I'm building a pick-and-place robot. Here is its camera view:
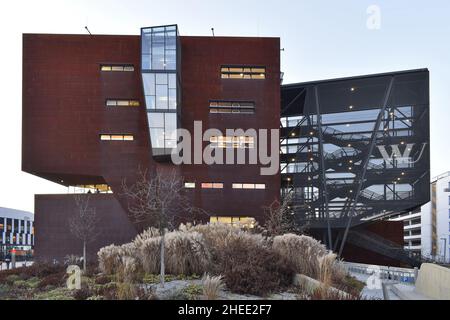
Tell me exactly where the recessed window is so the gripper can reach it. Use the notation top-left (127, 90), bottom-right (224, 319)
top-left (106, 99), bottom-right (140, 107)
top-left (221, 66), bottom-right (265, 79)
top-left (209, 101), bottom-right (255, 114)
top-left (201, 183), bottom-right (224, 189)
top-left (100, 134), bottom-right (134, 141)
top-left (100, 64), bottom-right (135, 72)
top-left (184, 182), bottom-right (196, 189)
top-left (232, 183), bottom-right (266, 190)
top-left (210, 136), bottom-right (254, 149)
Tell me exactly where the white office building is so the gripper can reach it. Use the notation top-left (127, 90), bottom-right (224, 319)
top-left (388, 172), bottom-right (450, 263)
top-left (0, 207), bottom-right (34, 250)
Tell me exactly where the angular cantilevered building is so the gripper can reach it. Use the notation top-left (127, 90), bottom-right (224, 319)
top-left (22, 25), bottom-right (429, 266)
top-left (22, 25), bottom-right (281, 260)
top-left (281, 69), bottom-right (430, 266)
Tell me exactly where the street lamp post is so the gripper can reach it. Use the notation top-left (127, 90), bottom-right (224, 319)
top-left (441, 238), bottom-right (447, 263)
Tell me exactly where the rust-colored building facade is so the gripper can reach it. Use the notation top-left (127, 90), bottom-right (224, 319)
top-left (23, 25), bottom-right (428, 267)
top-left (23, 27), bottom-right (281, 260)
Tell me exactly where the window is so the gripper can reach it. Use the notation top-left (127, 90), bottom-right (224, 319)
top-left (210, 216), bottom-right (256, 228)
top-left (210, 136), bottom-right (254, 149)
top-left (141, 25), bottom-right (179, 157)
top-left (209, 101), bottom-right (255, 114)
top-left (74, 184), bottom-right (112, 193)
top-left (184, 182), bottom-right (196, 189)
top-left (232, 183), bottom-right (266, 190)
top-left (143, 73), bottom-right (177, 110)
top-left (201, 183), bottom-right (223, 189)
top-left (100, 64), bottom-right (135, 72)
top-left (106, 99), bottom-right (140, 107)
top-left (100, 134), bottom-right (134, 141)
top-left (147, 113), bottom-right (177, 149)
top-left (221, 66), bottom-right (266, 79)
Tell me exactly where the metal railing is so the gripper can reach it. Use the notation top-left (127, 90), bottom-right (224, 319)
top-left (343, 261), bottom-right (418, 285)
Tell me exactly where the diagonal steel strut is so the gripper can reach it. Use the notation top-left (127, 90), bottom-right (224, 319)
top-left (338, 76), bottom-right (395, 258)
top-left (314, 86), bottom-right (333, 250)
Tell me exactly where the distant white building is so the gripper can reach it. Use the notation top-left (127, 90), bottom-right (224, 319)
top-left (0, 207), bottom-right (34, 254)
top-left (388, 172), bottom-right (450, 263)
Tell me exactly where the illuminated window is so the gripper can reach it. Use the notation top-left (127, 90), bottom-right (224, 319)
top-left (106, 99), bottom-right (140, 107)
top-left (201, 183), bottom-right (224, 189)
top-left (209, 101), bottom-right (255, 114)
top-left (210, 136), bottom-right (254, 149)
top-left (210, 216), bottom-right (256, 228)
top-left (232, 183), bottom-right (266, 189)
top-left (74, 184), bottom-right (112, 193)
top-left (100, 64), bottom-right (135, 72)
top-left (184, 182), bottom-right (196, 189)
top-left (100, 134), bottom-right (134, 141)
top-left (221, 66), bottom-right (265, 79)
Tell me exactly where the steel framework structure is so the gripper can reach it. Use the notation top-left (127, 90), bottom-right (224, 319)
top-left (280, 70), bottom-right (430, 263)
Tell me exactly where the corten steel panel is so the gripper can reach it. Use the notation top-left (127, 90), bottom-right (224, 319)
top-left (341, 221), bottom-right (406, 267)
top-left (179, 36), bottom-right (281, 219)
top-left (22, 34), bottom-right (155, 191)
top-left (34, 194), bottom-right (137, 261)
top-left (23, 33), bottom-right (281, 259)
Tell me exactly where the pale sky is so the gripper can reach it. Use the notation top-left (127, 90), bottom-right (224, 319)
top-left (1, 0), bottom-right (449, 213)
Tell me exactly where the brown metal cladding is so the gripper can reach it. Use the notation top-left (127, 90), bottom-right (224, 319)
top-left (23, 33), bottom-right (281, 259)
top-left (180, 36), bottom-right (281, 219)
top-left (33, 194), bottom-right (137, 261)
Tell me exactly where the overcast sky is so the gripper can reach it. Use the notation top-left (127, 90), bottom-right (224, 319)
top-left (1, 0), bottom-right (449, 213)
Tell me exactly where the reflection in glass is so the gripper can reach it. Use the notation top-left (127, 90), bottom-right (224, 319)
top-left (141, 25), bottom-right (179, 156)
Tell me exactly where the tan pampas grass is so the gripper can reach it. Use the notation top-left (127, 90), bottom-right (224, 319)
top-left (272, 234), bottom-right (328, 279)
top-left (116, 256), bottom-right (139, 283)
top-left (98, 242), bottom-right (141, 275)
top-left (202, 274), bottom-right (224, 300)
top-left (318, 252), bottom-right (336, 287)
top-left (164, 230), bottom-right (211, 275)
top-left (133, 229), bottom-right (211, 275)
top-left (138, 236), bottom-right (162, 274)
top-left (133, 227), bottom-right (160, 248)
top-left (98, 244), bottom-right (122, 275)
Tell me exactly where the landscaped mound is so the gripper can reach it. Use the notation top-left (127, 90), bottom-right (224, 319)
top-left (97, 224), bottom-right (347, 296)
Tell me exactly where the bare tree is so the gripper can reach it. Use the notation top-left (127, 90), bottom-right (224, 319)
top-left (69, 194), bottom-right (99, 272)
top-left (122, 169), bottom-right (204, 287)
top-left (262, 192), bottom-right (300, 236)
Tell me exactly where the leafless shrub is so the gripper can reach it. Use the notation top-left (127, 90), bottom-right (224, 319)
top-left (262, 193), bottom-right (296, 236)
top-left (122, 168), bottom-right (207, 287)
top-left (202, 274), bottom-right (224, 300)
top-left (219, 237), bottom-right (296, 296)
